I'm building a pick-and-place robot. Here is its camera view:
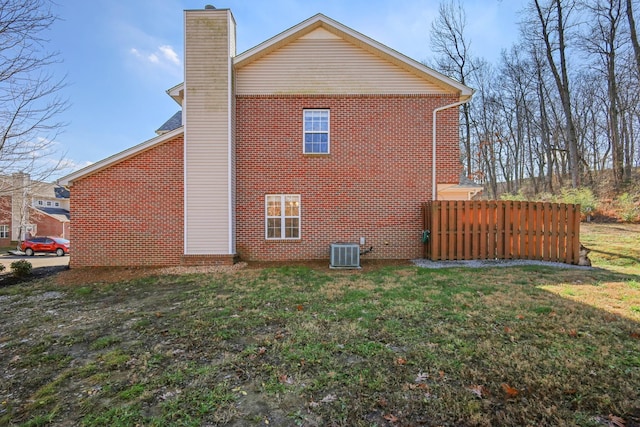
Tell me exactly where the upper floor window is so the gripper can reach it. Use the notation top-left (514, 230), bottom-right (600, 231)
top-left (54, 202), bottom-right (60, 207)
top-left (46, 201), bottom-right (52, 207)
top-left (303, 109), bottom-right (329, 154)
top-left (0, 225), bottom-right (8, 239)
top-left (37, 200), bottom-right (44, 206)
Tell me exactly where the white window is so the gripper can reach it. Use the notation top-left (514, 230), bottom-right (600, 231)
top-left (303, 109), bottom-right (329, 154)
top-left (265, 195), bottom-right (300, 240)
top-left (54, 202), bottom-right (60, 207)
top-left (37, 200), bottom-right (44, 206)
top-left (46, 201), bottom-right (52, 207)
top-left (0, 225), bottom-right (8, 239)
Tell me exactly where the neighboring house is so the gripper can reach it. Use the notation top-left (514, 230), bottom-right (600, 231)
top-left (59, 7), bottom-right (476, 268)
top-left (0, 173), bottom-right (70, 247)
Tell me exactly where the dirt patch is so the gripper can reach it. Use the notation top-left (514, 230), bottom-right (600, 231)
top-left (51, 259), bottom-right (414, 286)
top-left (0, 265), bottom-right (68, 288)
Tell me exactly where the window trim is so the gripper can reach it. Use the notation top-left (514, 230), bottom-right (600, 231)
top-left (303, 109), bottom-right (330, 154)
top-left (265, 194), bottom-right (301, 240)
top-left (0, 225), bottom-right (8, 239)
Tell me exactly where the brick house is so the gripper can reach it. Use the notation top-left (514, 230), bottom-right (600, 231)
top-left (0, 173), bottom-right (70, 247)
top-left (59, 7), bottom-right (475, 268)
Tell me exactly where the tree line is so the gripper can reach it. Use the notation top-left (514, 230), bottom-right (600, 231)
top-left (431, 0), bottom-right (640, 198)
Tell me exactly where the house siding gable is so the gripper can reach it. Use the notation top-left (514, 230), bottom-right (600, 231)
top-left (236, 29), bottom-right (446, 95)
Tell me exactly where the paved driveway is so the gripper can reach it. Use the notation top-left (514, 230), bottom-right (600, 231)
top-left (1, 253), bottom-right (70, 270)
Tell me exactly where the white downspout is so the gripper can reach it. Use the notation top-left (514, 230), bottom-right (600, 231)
top-left (432, 98), bottom-right (471, 200)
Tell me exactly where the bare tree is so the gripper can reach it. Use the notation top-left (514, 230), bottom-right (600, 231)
top-left (627, 0), bottom-right (640, 75)
top-left (530, 0), bottom-right (581, 188)
top-left (430, 0), bottom-right (475, 179)
top-left (581, 0), bottom-right (627, 186)
top-left (0, 0), bottom-right (68, 183)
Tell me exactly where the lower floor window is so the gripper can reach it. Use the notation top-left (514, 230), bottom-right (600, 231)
top-left (265, 194), bottom-right (300, 239)
top-left (0, 225), bottom-right (8, 239)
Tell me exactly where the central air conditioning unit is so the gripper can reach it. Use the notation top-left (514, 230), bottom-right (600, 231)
top-left (330, 243), bottom-right (360, 269)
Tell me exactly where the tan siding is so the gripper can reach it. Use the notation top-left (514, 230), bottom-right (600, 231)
top-left (184, 10), bottom-right (235, 254)
top-left (237, 29), bottom-right (444, 95)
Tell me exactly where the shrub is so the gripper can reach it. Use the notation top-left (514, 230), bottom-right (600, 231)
top-left (560, 187), bottom-right (598, 217)
top-left (11, 260), bottom-right (32, 278)
top-left (534, 192), bottom-right (557, 203)
top-left (0, 264), bottom-right (5, 273)
top-left (500, 190), bottom-right (527, 201)
top-left (617, 193), bottom-right (639, 222)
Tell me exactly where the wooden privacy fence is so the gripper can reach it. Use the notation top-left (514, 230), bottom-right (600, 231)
top-left (421, 201), bottom-right (581, 264)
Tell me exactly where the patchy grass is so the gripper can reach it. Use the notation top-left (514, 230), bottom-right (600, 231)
top-left (0, 224), bottom-right (639, 426)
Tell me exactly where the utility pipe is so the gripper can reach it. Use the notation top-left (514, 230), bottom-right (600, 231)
top-left (432, 98), bottom-right (472, 200)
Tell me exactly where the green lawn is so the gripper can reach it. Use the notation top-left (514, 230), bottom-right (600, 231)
top-left (0, 223), bottom-right (638, 426)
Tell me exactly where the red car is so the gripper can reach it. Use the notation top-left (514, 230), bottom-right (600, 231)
top-left (20, 237), bottom-right (70, 257)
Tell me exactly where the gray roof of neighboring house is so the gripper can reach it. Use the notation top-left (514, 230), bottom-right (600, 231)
top-left (459, 174), bottom-right (483, 188)
top-left (36, 207), bottom-right (70, 221)
top-left (156, 110), bottom-right (182, 134)
top-left (54, 186), bottom-right (70, 199)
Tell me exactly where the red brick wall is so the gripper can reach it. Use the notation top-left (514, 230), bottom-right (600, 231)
top-left (69, 136), bottom-right (184, 267)
top-left (0, 196), bottom-right (11, 247)
top-left (29, 208), bottom-right (68, 239)
top-left (235, 94), bottom-right (461, 261)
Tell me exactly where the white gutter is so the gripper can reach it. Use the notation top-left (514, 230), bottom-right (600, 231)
top-left (432, 98), bottom-right (472, 201)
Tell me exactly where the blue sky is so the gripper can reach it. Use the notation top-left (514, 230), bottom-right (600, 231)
top-left (48, 0), bottom-right (526, 179)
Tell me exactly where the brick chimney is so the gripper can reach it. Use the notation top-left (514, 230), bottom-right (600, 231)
top-left (183, 7), bottom-right (236, 259)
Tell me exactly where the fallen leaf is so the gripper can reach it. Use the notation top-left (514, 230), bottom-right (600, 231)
top-left (296, 304), bottom-right (304, 311)
top-left (438, 370), bottom-right (445, 380)
top-left (155, 312), bottom-right (163, 318)
top-left (467, 385), bottom-right (487, 398)
top-left (504, 326), bottom-right (513, 333)
top-left (396, 357), bottom-right (407, 365)
top-left (383, 413), bottom-right (399, 423)
top-left (414, 372), bottom-right (429, 383)
top-left (608, 414), bottom-right (626, 427)
top-left (516, 314), bottom-right (525, 320)
top-left (501, 383), bottom-right (519, 398)
top-left (568, 329), bottom-right (578, 338)
top-left (278, 374), bottom-right (293, 384)
top-left (630, 332), bottom-right (640, 340)
top-left (258, 347), bottom-right (267, 355)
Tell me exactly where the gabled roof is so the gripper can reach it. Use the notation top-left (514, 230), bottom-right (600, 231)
top-left (235, 14), bottom-right (472, 98)
top-left (58, 126), bottom-right (183, 186)
top-left (156, 110), bottom-right (182, 135)
top-left (167, 13), bottom-right (473, 105)
top-left (34, 207), bottom-right (71, 222)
